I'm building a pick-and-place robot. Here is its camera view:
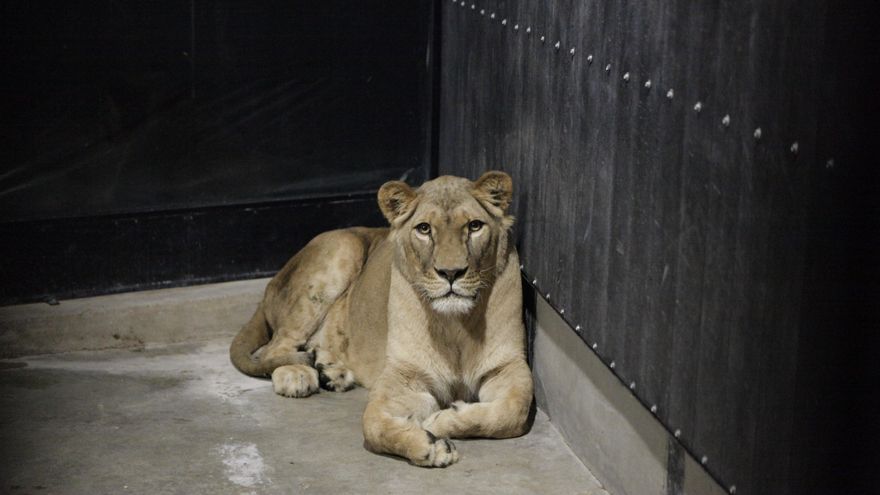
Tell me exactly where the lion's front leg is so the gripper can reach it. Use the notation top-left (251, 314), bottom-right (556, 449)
top-left (362, 388), bottom-right (460, 468)
top-left (422, 360), bottom-right (533, 439)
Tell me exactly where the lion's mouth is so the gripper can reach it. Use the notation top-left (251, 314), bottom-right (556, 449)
top-left (431, 291), bottom-right (476, 314)
top-left (441, 288), bottom-right (474, 299)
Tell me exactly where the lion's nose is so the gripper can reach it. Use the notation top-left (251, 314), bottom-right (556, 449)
top-left (435, 267), bottom-right (467, 284)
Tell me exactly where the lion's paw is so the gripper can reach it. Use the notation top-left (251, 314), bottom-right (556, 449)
top-left (316, 363), bottom-right (356, 392)
top-left (412, 432), bottom-right (459, 468)
top-left (421, 409), bottom-right (448, 436)
top-left (421, 401), bottom-right (466, 437)
top-left (272, 364), bottom-right (319, 398)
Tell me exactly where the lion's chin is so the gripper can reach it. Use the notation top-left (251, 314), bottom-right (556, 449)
top-left (430, 294), bottom-right (475, 315)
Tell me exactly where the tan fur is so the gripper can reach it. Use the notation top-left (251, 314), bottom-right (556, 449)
top-left (229, 171), bottom-right (533, 467)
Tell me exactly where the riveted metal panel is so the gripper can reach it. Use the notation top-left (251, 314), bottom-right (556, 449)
top-left (437, 0), bottom-right (853, 493)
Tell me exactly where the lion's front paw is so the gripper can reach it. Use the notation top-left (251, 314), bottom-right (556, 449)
top-left (272, 364), bottom-right (319, 398)
top-left (421, 401), bottom-right (466, 438)
top-left (412, 432), bottom-right (459, 468)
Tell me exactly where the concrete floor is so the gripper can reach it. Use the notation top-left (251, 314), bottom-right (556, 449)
top-left (0, 338), bottom-right (608, 494)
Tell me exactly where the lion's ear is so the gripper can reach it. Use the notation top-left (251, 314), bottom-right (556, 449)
top-left (378, 180), bottom-right (418, 225)
top-left (472, 171), bottom-right (513, 214)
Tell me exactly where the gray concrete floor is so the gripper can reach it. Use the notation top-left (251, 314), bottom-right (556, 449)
top-left (0, 338), bottom-right (608, 494)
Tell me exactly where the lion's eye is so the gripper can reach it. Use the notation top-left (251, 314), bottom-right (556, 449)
top-left (415, 223), bottom-right (432, 235)
top-left (468, 220), bottom-right (484, 232)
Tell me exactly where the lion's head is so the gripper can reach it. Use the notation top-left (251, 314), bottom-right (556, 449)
top-left (377, 171), bottom-right (515, 315)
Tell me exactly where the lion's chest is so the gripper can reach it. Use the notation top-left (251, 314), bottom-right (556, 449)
top-left (428, 327), bottom-right (492, 403)
top-left (433, 371), bottom-right (482, 406)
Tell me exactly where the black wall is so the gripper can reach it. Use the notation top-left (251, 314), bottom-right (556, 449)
top-left (0, 0), bottom-right (434, 304)
top-left (439, 1), bottom-right (877, 494)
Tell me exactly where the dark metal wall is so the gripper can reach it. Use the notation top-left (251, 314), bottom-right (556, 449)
top-left (1, 0), bottom-right (432, 222)
top-left (440, 1), bottom-right (876, 494)
top-left (0, 0), bottom-right (433, 304)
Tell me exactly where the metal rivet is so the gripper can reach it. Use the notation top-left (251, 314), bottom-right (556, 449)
top-left (559, 308), bottom-right (565, 314)
top-left (554, 41), bottom-right (560, 50)
top-left (569, 47), bottom-right (575, 55)
top-left (592, 342), bottom-right (598, 350)
top-left (644, 79), bottom-right (652, 89)
top-left (575, 324), bottom-right (581, 331)
top-left (540, 35), bottom-right (545, 42)
top-left (586, 54), bottom-right (593, 64)
top-left (623, 72), bottom-right (630, 82)
top-left (480, 9), bottom-right (485, 15)
top-left (471, 4), bottom-right (475, 9)
top-left (729, 486), bottom-right (737, 494)
top-left (605, 63), bottom-right (611, 72)
top-left (532, 278), bottom-right (537, 285)
top-left (790, 141), bottom-right (799, 154)
top-left (460, 1), bottom-right (465, 6)
top-left (701, 456), bottom-right (708, 465)
top-left (650, 405), bottom-right (658, 414)
top-left (526, 26), bottom-right (531, 34)
top-left (629, 382), bottom-right (636, 390)
top-left (693, 101), bottom-right (703, 113)
top-left (722, 114), bottom-right (731, 127)
top-left (753, 127), bottom-right (762, 140)
top-left (826, 158), bottom-right (835, 169)
top-left (490, 12), bottom-right (495, 19)
top-left (501, 18), bottom-right (507, 26)
top-left (609, 361), bottom-right (616, 369)
top-left (545, 293), bottom-right (550, 299)
top-left (674, 429), bottom-right (681, 438)
top-left (666, 88), bottom-right (674, 99)
top-left (514, 24), bottom-right (519, 30)
top-left (519, 264), bottom-right (524, 270)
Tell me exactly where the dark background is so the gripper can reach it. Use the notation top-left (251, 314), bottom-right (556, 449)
top-left (438, 0), bottom-right (877, 494)
top-left (2, 1), bottom-right (877, 493)
top-left (0, 0), bottom-right (434, 303)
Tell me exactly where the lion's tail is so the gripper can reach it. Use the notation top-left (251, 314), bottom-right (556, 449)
top-left (229, 304), bottom-right (273, 377)
top-left (229, 304), bottom-right (314, 377)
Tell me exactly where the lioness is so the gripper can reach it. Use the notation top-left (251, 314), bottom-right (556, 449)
top-left (230, 171), bottom-right (533, 467)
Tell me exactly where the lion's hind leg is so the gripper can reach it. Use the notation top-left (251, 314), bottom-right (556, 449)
top-left (308, 288), bottom-right (358, 392)
top-left (256, 228), bottom-right (372, 392)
